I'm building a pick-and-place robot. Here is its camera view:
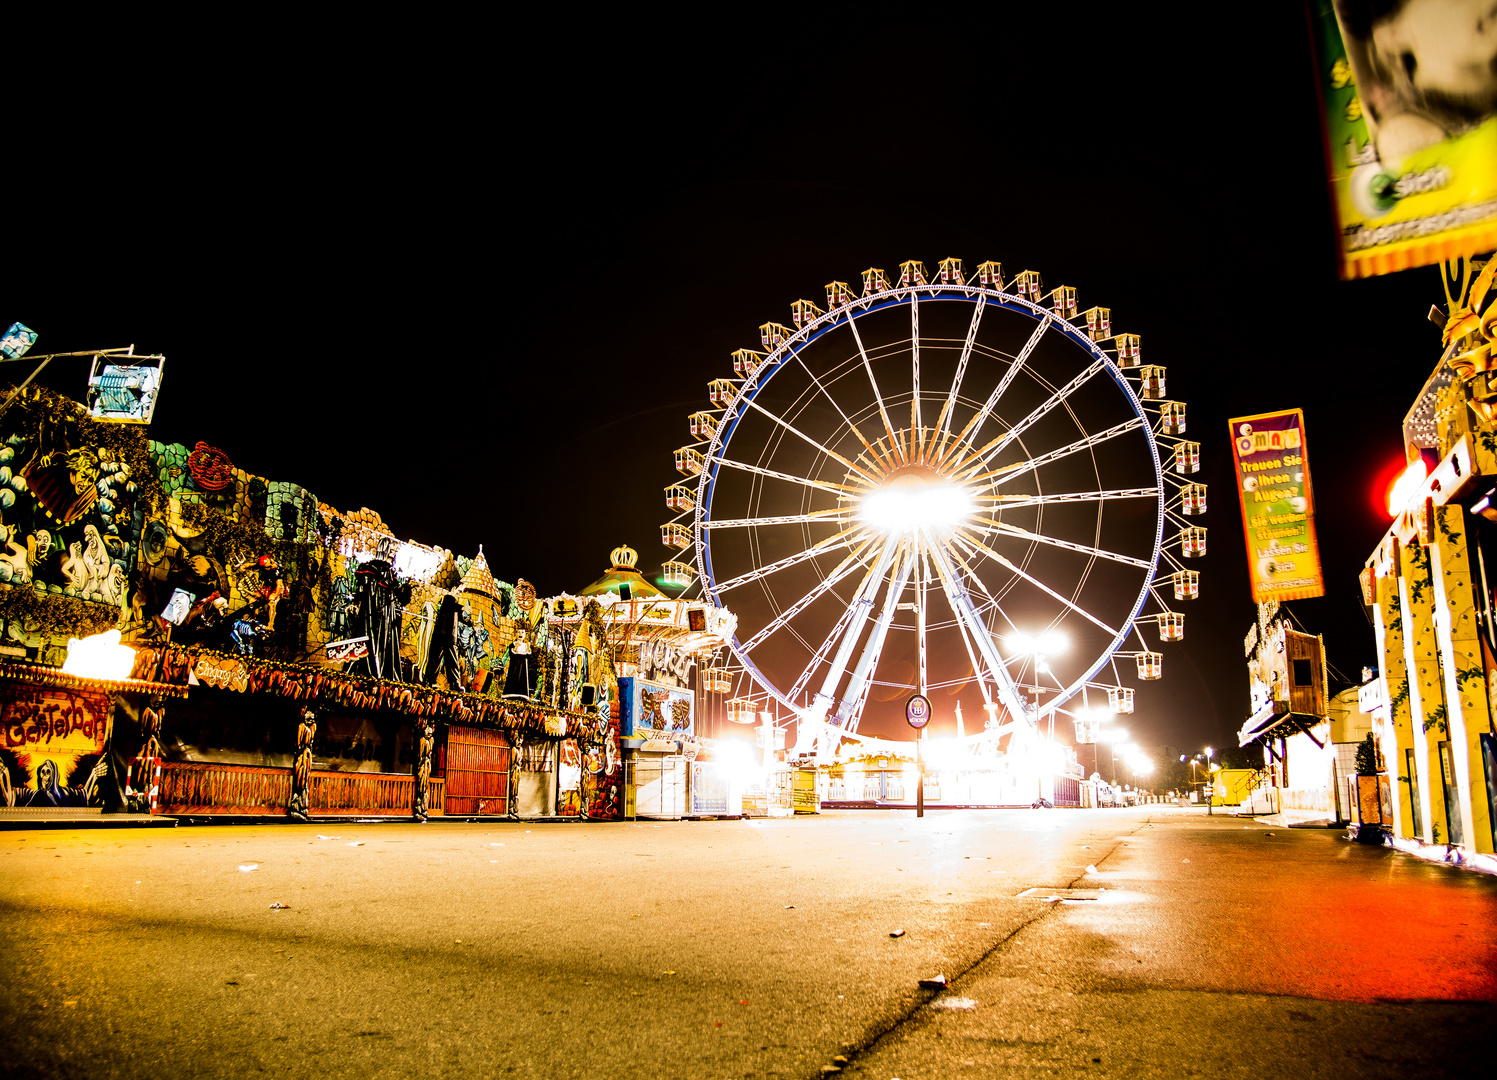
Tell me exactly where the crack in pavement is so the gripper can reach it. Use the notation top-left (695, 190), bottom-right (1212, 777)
top-left (817, 819), bottom-right (1151, 1077)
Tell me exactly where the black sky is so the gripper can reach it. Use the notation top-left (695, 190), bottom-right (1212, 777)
top-left (6, 10), bottom-right (1447, 752)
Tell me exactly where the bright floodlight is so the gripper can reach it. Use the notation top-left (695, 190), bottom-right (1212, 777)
top-left (859, 472), bottom-right (973, 534)
top-left (1003, 630), bottom-right (1069, 657)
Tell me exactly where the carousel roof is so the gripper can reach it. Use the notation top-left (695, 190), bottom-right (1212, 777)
top-left (576, 544), bottom-right (666, 600)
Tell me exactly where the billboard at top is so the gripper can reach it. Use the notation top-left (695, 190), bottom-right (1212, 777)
top-left (1308, 1), bottom-right (1497, 279)
top-left (1229, 410), bottom-right (1325, 603)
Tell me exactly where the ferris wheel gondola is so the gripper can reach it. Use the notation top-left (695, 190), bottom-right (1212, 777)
top-left (663, 258), bottom-right (1203, 757)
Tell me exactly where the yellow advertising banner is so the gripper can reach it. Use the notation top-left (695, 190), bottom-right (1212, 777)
top-left (1309, 3), bottom-right (1497, 279)
top-left (1229, 409), bottom-right (1325, 602)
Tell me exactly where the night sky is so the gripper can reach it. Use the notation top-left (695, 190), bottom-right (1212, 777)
top-left (7, 11), bottom-right (1448, 754)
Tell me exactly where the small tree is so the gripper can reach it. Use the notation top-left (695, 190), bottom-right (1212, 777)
top-left (1355, 732), bottom-right (1379, 775)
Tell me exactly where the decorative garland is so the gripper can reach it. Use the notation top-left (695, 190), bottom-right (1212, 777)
top-left (128, 644), bottom-right (605, 751)
top-left (0, 661), bottom-right (188, 699)
top-left (0, 584), bottom-right (122, 642)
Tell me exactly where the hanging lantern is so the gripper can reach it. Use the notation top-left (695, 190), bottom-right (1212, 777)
top-left (1139, 365), bottom-right (1166, 399)
top-left (861, 267), bottom-right (892, 295)
top-left (709, 379), bottom-right (737, 406)
top-left (1181, 483), bottom-right (1206, 515)
top-left (732, 349), bottom-right (764, 379)
top-left (1012, 269), bottom-right (1043, 301)
top-left (703, 667), bottom-right (732, 694)
top-left (1049, 285), bottom-right (1077, 318)
top-left (759, 322), bottom-right (793, 349)
top-left (1108, 687), bottom-right (1135, 714)
top-left (1172, 569), bottom-right (1200, 600)
top-left (976, 260), bottom-right (1004, 288)
top-left (791, 298), bottom-right (824, 329)
top-left (689, 411), bottom-right (719, 439)
top-left (1136, 652), bottom-right (1163, 680)
top-left (1157, 612), bottom-right (1184, 641)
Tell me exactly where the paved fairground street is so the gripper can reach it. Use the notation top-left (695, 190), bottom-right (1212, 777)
top-left (1, 808), bottom-right (1494, 1080)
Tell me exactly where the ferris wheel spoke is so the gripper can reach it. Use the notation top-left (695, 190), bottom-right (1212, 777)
top-left (950, 530), bottom-right (1120, 637)
top-left (911, 298), bottom-right (922, 444)
top-left (711, 527), bottom-right (866, 594)
top-left (982, 487), bottom-right (1159, 511)
top-left (922, 536), bottom-right (1028, 720)
top-left (931, 295), bottom-right (985, 453)
top-left (738, 536), bottom-right (880, 653)
top-left (709, 455), bottom-right (858, 497)
top-left (935, 314), bottom-right (1052, 471)
top-left (971, 518), bottom-right (1152, 569)
top-left (740, 396), bottom-right (881, 485)
top-left (952, 356), bottom-right (1107, 478)
top-left (845, 311), bottom-right (906, 465)
top-left (973, 418), bottom-right (1146, 485)
top-left (790, 352), bottom-right (893, 471)
top-left (703, 508), bottom-right (853, 530)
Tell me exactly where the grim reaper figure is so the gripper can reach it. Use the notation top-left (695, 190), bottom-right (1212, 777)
top-left (347, 559), bottom-right (411, 682)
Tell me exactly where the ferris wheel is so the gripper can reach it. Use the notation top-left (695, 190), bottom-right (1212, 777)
top-left (663, 259), bottom-right (1204, 755)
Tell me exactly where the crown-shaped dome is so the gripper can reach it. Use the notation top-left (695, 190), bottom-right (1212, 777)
top-left (577, 543), bottom-right (665, 600)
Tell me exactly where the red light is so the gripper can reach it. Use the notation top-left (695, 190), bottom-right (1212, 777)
top-left (1387, 459), bottom-right (1428, 517)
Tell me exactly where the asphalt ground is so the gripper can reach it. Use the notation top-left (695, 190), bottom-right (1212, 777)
top-left (0, 808), bottom-right (1492, 1079)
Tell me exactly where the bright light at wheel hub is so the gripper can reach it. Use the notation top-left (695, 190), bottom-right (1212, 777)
top-left (859, 468), bottom-right (974, 534)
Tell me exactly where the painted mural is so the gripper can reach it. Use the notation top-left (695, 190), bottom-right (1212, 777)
top-left (0, 383), bottom-right (619, 815)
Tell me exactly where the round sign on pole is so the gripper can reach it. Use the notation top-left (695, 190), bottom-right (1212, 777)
top-left (905, 693), bottom-right (931, 730)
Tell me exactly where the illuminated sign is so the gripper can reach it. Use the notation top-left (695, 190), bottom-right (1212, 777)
top-left (1229, 409), bottom-right (1325, 603)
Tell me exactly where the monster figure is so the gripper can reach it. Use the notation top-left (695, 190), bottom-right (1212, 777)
top-left (230, 613), bottom-right (266, 656)
top-left (20, 447), bottom-right (100, 528)
top-left (288, 708), bottom-right (317, 822)
top-left (413, 717), bottom-right (435, 821)
top-left (327, 563), bottom-right (357, 637)
top-left (458, 601), bottom-right (489, 684)
top-left (347, 559), bottom-right (411, 682)
top-left (13, 757), bottom-right (107, 808)
top-left (237, 554), bottom-right (289, 631)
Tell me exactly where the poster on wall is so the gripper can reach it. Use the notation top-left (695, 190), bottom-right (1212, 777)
top-left (617, 677), bottom-right (694, 739)
top-left (1229, 409), bottom-right (1325, 603)
top-left (0, 686), bottom-right (113, 808)
top-left (1308, 1), bottom-right (1497, 279)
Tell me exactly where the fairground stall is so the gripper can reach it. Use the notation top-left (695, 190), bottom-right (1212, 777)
top-left (821, 721), bottom-right (1084, 810)
top-left (547, 544), bottom-right (739, 819)
top-left (1360, 257), bottom-right (1497, 858)
top-left (0, 370), bottom-right (621, 822)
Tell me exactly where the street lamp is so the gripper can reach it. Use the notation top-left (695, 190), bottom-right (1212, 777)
top-left (1004, 631), bottom-right (1068, 734)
